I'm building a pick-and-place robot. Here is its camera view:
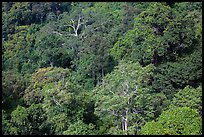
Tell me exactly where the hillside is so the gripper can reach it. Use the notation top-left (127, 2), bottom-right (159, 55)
top-left (2, 2), bottom-right (202, 135)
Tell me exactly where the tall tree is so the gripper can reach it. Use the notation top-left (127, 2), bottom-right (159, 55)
top-left (92, 61), bottom-right (155, 134)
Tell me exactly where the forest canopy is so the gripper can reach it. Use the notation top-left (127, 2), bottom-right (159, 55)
top-left (2, 2), bottom-right (202, 135)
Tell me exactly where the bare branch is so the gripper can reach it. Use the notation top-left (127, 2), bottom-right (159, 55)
top-left (64, 24), bottom-right (75, 30)
top-left (52, 95), bottom-right (62, 106)
top-left (71, 19), bottom-right (75, 24)
top-left (52, 31), bottom-right (63, 36)
top-left (132, 108), bottom-right (142, 114)
top-left (112, 110), bottom-right (119, 117)
top-left (67, 33), bottom-right (77, 36)
top-left (52, 31), bottom-right (77, 37)
top-left (53, 14), bottom-right (111, 40)
top-left (133, 85), bottom-right (138, 94)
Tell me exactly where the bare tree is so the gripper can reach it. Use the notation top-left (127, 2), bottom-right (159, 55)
top-left (53, 15), bottom-right (88, 37)
top-left (67, 15), bottom-right (86, 36)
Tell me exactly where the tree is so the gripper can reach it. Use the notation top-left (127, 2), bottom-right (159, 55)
top-left (2, 24), bottom-right (42, 74)
top-left (34, 19), bottom-right (85, 69)
top-left (171, 85), bottom-right (202, 115)
top-left (92, 61), bottom-right (155, 134)
top-left (140, 107), bottom-right (202, 135)
top-left (49, 2), bottom-right (124, 89)
top-left (2, 2), bottom-right (32, 39)
top-left (63, 120), bottom-right (97, 135)
top-left (73, 32), bottom-right (116, 89)
top-left (2, 110), bottom-right (19, 135)
top-left (22, 66), bottom-right (98, 134)
top-left (30, 2), bottom-right (71, 24)
top-left (10, 105), bottom-right (31, 135)
top-left (110, 3), bottom-right (172, 66)
top-left (152, 45), bottom-right (202, 99)
top-left (110, 2), bottom-right (202, 66)
top-left (2, 71), bottom-right (30, 111)
top-left (110, 2), bottom-right (202, 100)
top-left (3, 104), bottom-right (47, 135)
top-left (23, 67), bottom-right (71, 105)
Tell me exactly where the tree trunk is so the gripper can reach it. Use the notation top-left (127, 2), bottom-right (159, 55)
top-left (124, 109), bottom-right (128, 133)
top-left (121, 108), bottom-right (128, 134)
top-left (122, 116), bottom-right (125, 132)
top-left (50, 62), bottom-right (53, 67)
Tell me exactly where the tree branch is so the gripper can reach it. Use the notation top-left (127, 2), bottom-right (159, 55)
top-left (52, 95), bottom-right (62, 106)
top-left (52, 31), bottom-right (63, 36)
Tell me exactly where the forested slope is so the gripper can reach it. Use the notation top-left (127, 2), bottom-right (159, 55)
top-left (2, 2), bottom-right (202, 135)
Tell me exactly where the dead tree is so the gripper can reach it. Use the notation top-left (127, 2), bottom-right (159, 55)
top-left (53, 15), bottom-right (87, 37)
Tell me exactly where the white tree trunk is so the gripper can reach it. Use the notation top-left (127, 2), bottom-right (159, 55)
top-left (124, 109), bottom-right (128, 132)
top-left (122, 116), bottom-right (125, 132)
top-left (121, 108), bottom-right (128, 134)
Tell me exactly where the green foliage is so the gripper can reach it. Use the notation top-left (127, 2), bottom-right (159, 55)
top-left (2, 110), bottom-right (19, 135)
top-left (73, 32), bottom-right (116, 89)
top-left (2, 2), bottom-right (202, 135)
top-left (110, 25), bottom-right (158, 65)
top-left (141, 107), bottom-right (202, 135)
top-left (34, 26), bottom-right (70, 68)
top-left (3, 24), bottom-right (41, 73)
top-left (110, 2), bottom-right (202, 67)
top-left (4, 104), bottom-right (47, 135)
top-left (26, 104), bottom-right (47, 135)
top-left (52, 2), bottom-right (126, 89)
top-left (8, 2), bottom-right (32, 26)
top-left (22, 66), bottom-right (98, 134)
top-left (23, 67), bottom-right (71, 105)
top-left (135, 3), bottom-right (172, 29)
top-left (10, 105), bottom-right (30, 134)
top-left (40, 79), bottom-right (97, 135)
top-left (93, 61), bottom-right (156, 134)
top-left (173, 2), bottom-right (202, 15)
top-left (150, 92), bottom-right (170, 118)
top-left (171, 86), bottom-right (202, 112)
top-left (46, 113), bottom-right (70, 134)
top-left (63, 120), bottom-right (96, 135)
top-left (2, 2), bottom-right (31, 39)
top-left (2, 71), bottom-right (30, 111)
top-left (110, 3), bottom-right (172, 65)
top-left (152, 45), bottom-right (202, 98)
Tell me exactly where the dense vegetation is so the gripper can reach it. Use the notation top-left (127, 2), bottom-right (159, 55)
top-left (2, 2), bottom-right (202, 135)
